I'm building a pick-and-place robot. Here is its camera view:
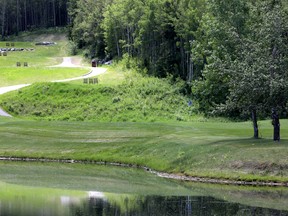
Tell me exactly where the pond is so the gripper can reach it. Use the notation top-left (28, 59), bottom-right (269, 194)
top-left (0, 161), bottom-right (288, 216)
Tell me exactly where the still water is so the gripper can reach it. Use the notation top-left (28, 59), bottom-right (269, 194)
top-left (0, 162), bottom-right (287, 216)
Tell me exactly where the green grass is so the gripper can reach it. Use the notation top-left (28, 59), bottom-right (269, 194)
top-left (7, 27), bottom-right (68, 42)
top-left (0, 31), bottom-right (287, 185)
top-left (0, 72), bottom-right (193, 121)
top-left (0, 33), bottom-right (90, 87)
top-left (0, 67), bottom-right (89, 87)
top-left (0, 117), bottom-right (287, 183)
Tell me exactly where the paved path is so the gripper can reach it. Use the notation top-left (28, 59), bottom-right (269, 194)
top-left (50, 57), bottom-right (82, 68)
top-left (0, 57), bottom-right (107, 117)
top-left (0, 108), bottom-right (12, 117)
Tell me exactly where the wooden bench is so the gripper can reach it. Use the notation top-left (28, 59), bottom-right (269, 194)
top-left (93, 78), bottom-right (98, 84)
top-left (83, 78), bottom-right (98, 84)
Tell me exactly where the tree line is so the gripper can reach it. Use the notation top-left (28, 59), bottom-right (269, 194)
top-left (0, 0), bottom-right (68, 38)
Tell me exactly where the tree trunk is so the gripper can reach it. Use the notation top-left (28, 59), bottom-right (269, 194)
top-left (53, 0), bottom-right (56, 26)
top-left (251, 109), bottom-right (259, 139)
top-left (24, 0), bottom-right (27, 31)
top-left (1, 0), bottom-right (6, 39)
top-left (16, 0), bottom-right (19, 35)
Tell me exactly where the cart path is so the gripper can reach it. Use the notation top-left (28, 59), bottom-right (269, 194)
top-left (0, 57), bottom-right (107, 117)
top-left (0, 108), bottom-right (12, 117)
top-left (50, 57), bottom-right (83, 68)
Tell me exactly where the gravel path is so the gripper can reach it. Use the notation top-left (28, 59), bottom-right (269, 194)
top-left (0, 57), bottom-right (107, 117)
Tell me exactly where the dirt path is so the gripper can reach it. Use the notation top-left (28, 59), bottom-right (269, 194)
top-left (0, 57), bottom-right (107, 117)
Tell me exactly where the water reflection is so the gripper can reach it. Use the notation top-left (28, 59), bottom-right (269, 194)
top-left (0, 162), bottom-right (288, 215)
top-left (1, 190), bottom-right (288, 216)
top-left (68, 195), bottom-right (288, 216)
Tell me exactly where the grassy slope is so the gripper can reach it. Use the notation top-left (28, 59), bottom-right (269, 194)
top-left (0, 71), bottom-right (193, 122)
top-left (0, 117), bottom-right (287, 183)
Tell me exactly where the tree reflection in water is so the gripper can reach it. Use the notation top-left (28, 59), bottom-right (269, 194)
top-left (69, 195), bottom-right (288, 216)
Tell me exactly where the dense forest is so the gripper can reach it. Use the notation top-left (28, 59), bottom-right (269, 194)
top-left (0, 0), bottom-right (68, 37)
top-left (1, 0), bottom-right (288, 131)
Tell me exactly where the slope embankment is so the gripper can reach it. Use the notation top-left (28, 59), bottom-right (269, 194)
top-left (0, 57), bottom-right (106, 117)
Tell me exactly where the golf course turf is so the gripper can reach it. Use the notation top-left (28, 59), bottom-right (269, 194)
top-left (0, 31), bottom-right (287, 186)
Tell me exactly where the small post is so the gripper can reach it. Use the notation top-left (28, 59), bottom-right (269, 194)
top-left (83, 78), bottom-right (88, 84)
top-left (24, 62), bottom-right (28, 67)
top-left (11, 42), bottom-right (15, 47)
top-left (94, 78), bottom-right (98, 84)
top-left (91, 59), bottom-right (97, 67)
top-left (16, 62), bottom-right (21, 67)
top-left (6, 42), bottom-right (10, 47)
top-left (89, 78), bottom-right (93, 84)
top-left (3, 52), bottom-right (7, 56)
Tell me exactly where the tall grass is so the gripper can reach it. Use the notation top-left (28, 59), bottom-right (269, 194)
top-left (0, 71), bottom-right (194, 122)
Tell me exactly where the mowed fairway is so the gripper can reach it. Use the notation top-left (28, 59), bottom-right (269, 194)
top-left (0, 117), bottom-right (288, 183)
top-left (0, 41), bottom-right (89, 87)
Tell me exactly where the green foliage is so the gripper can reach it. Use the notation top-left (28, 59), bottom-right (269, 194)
top-left (68, 0), bottom-right (288, 122)
top-left (67, 41), bottom-right (78, 56)
top-left (68, 0), bottom-right (111, 59)
top-left (70, 0), bottom-right (204, 79)
top-left (0, 0), bottom-right (68, 38)
top-left (192, 0), bottom-right (288, 120)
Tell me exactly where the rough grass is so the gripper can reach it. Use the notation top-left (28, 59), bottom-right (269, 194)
top-left (0, 72), bottom-right (194, 122)
top-left (0, 117), bottom-right (287, 183)
top-left (7, 27), bottom-right (68, 42)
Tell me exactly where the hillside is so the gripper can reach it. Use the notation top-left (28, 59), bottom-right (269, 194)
top-left (0, 72), bottom-right (193, 122)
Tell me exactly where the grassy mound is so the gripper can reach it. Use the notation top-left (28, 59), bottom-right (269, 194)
top-left (0, 73), bottom-right (194, 122)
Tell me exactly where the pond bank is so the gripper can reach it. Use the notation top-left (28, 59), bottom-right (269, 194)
top-left (1, 156), bottom-right (287, 187)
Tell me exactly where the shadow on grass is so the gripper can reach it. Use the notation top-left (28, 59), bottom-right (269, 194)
top-left (204, 137), bottom-right (287, 147)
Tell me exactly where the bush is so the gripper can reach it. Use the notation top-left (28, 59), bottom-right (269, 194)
top-left (68, 41), bottom-right (78, 55)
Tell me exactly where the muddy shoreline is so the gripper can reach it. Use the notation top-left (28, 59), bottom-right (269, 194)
top-left (0, 156), bottom-right (287, 187)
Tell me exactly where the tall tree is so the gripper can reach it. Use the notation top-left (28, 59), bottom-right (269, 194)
top-left (0, 0), bottom-right (7, 39)
top-left (224, 0), bottom-right (288, 138)
top-left (193, 0), bottom-right (288, 138)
